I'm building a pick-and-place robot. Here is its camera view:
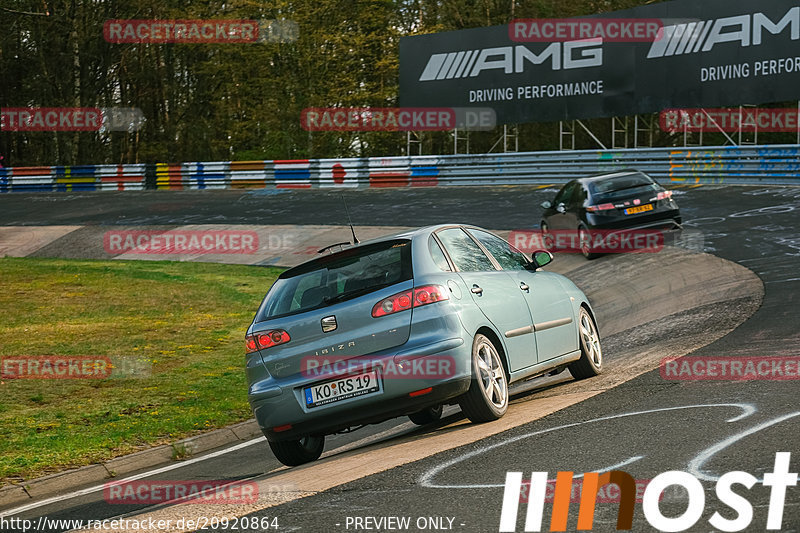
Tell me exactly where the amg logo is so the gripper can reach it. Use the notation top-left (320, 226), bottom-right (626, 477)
top-left (647, 7), bottom-right (799, 58)
top-left (418, 40), bottom-right (602, 82)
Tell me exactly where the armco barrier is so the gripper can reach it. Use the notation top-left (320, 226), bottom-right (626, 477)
top-left (0, 144), bottom-right (798, 192)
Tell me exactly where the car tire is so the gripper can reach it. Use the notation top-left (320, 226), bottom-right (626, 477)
top-left (458, 334), bottom-right (509, 423)
top-left (540, 221), bottom-right (553, 250)
top-left (578, 224), bottom-right (600, 260)
top-left (569, 307), bottom-right (603, 380)
top-left (408, 404), bottom-right (443, 425)
top-left (268, 435), bottom-right (324, 467)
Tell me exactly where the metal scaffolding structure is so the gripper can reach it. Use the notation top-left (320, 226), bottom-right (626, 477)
top-left (405, 131), bottom-right (423, 156)
top-left (453, 128), bottom-right (470, 154)
top-left (407, 102), bottom-right (800, 155)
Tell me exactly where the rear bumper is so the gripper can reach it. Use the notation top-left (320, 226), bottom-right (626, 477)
top-left (258, 377), bottom-right (470, 442)
top-left (249, 335), bottom-right (472, 442)
top-left (585, 207), bottom-right (682, 230)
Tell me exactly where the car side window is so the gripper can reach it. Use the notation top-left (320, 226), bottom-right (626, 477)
top-left (468, 229), bottom-right (529, 271)
top-left (554, 181), bottom-right (575, 206)
top-left (428, 236), bottom-right (452, 272)
top-left (570, 183), bottom-right (588, 207)
top-left (435, 228), bottom-right (496, 272)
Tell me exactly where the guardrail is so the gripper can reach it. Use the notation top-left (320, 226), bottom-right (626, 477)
top-left (1, 144), bottom-right (798, 192)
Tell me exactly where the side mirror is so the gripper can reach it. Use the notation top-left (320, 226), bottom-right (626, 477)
top-left (540, 200), bottom-right (552, 209)
top-left (528, 250), bottom-right (554, 270)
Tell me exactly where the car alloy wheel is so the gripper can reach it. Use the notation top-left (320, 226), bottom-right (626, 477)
top-left (458, 334), bottom-right (509, 422)
top-left (477, 340), bottom-right (507, 409)
top-left (578, 225), bottom-right (600, 259)
top-left (569, 307), bottom-right (603, 379)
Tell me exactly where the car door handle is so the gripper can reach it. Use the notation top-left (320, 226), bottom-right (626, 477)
top-left (471, 285), bottom-right (483, 295)
top-left (519, 283), bottom-right (529, 292)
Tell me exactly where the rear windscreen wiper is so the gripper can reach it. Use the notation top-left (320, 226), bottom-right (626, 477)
top-left (323, 283), bottom-right (391, 305)
top-left (608, 183), bottom-right (652, 193)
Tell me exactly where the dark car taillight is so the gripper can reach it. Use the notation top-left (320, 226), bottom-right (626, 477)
top-left (245, 330), bottom-right (290, 354)
top-left (585, 203), bottom-right (615, 212)
top-left (372, 284), bottom-right (449, 318)
top-left (656, 190), bottom-right (673, 200)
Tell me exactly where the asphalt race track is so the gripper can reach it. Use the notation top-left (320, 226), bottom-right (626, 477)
top-left (0, 184), bottom-right (798, 532)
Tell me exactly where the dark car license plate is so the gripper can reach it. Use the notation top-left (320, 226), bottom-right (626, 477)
top-left (625, 204), bottom-right (653, 215)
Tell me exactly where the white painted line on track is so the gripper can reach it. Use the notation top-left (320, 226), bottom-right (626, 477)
top-left (419, 403), bottom-right (756, 490)
top-left (688, 411), bottom-right (800, 482)
top-left (572, 456), bottom-right (644, 480)
top-left (0, 437), bottom-right (266, 518)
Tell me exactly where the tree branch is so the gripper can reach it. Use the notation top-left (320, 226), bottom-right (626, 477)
top-left (0, 6), bottom-right (49, 16)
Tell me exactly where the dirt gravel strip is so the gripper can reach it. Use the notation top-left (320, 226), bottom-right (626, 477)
top-left (0, 226), bottom-right (82, 257)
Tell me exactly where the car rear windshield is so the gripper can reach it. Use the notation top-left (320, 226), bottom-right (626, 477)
top-left (258, 239), bottom-right (413, 320)
top-left (588, 173), bottom-right (660, 202)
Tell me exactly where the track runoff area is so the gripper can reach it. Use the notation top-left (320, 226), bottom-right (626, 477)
top-left (0, 183), bottom-right (797, 532)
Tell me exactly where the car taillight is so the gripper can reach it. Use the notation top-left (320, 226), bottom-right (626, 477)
top-left (245, 330), bottom-right (290, 354)
top-left (372, 285), bottom-right (449, 318)
top-left (657, 190), bottom-right (673, 200)
top-left (586, 203), bottom-right (615, 212)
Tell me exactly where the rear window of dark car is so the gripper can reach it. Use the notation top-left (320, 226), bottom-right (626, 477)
top-left (588, 173), bottom-right (660, 201)
top-left (258, 240), bottom-right (412, 320)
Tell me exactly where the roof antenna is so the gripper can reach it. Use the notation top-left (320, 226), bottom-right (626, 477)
top-left (342, 194), bottom-right (359, 245)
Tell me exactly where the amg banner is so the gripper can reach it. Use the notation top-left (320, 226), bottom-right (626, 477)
top-left (399, 0), bottom-right (800, 125)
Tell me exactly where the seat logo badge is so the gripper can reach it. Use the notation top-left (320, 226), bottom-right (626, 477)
top-left (321, 316), bottom-right (337, 333)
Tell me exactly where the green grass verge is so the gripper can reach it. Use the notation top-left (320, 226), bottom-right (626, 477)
top-left (0, 257), bottom-right (281, 483)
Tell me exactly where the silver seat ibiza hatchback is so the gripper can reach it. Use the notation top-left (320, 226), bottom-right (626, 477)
top-left (246, 224), bottom-right (602, 466)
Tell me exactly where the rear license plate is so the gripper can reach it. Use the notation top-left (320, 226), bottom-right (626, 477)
top-left (625, 204), bottom-right (653, 215)
top-left (304, 371), bottom-right (380, 408)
